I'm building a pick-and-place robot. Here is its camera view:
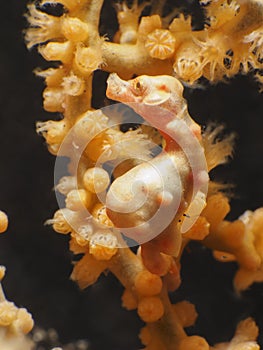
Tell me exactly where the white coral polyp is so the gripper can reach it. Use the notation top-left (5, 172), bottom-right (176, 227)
top-left (145, 29), bottom-right (176, 60)
top-left (73, 110), bottom-right (109, 142)
top-left (25, 5), bottom-right (62, 48)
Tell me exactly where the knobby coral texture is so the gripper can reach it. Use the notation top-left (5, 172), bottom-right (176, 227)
top-left (1, 0), bottom-right (263, 349)
top-left (0, 212), bottom-right (34, 349)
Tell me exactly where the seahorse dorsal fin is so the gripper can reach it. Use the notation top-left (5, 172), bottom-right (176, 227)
top-left (180, 191), bottom-right (207, 233)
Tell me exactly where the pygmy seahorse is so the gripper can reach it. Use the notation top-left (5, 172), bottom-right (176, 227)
top-left (105, 74), bottom-right (208, 242)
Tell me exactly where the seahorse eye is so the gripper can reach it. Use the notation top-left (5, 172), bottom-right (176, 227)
top-left (133, 80), bottom-right (146, 96)
top-left (136, 81), bottom-right (141, 89)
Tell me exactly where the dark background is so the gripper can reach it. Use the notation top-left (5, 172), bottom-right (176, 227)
top-left (0, 1), bottom-right (263, 349)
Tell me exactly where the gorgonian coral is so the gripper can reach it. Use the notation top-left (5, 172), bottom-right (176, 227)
top-left (25, 0), bottom-right (263, 349)
top-left (0, 212), bottom-right (34, 349)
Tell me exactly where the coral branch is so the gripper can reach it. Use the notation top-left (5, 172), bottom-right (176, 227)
top-left (101, 42), bottom-right (173, 78)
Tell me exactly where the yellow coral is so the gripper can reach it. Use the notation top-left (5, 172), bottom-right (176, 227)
top-left (134, 270), bottom-right (162, 296)
top-left (233, 208), bottom-right (263, 291)
top-left (137, 296), bottom-right (164, 323)
top-left (114, 0), bottom-right (149, 44)
top-left (89, 230), bottom-right (118, 260)
top-left (178, 335), bottom-right (210, 350)
top-left (83, 167), bottom-right (110, 193)
top-left (0, 268), bottom-right (34, 348)
top-left (71, 251), bottom-right (108, 289)
top-left (0, 211), bottom-right (8, 234)
top-left (0, 301), bottom-right (17, 327)
top-left (173, 40), bottom-right (204, 83)
top-left (122, 288), bottom-right (138, 310)
top-left (213, 318), bottom-right (259, 350)
top-left (25, 4), bottom-right (62, 48)
top-left (25, 0), bottom-right (263, 349)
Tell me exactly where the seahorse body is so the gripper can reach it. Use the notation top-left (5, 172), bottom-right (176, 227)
top-left (106, 74), bottom-right (209, 239)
